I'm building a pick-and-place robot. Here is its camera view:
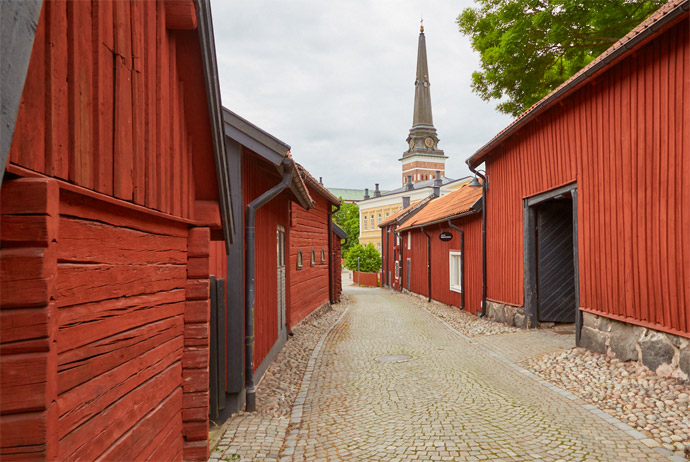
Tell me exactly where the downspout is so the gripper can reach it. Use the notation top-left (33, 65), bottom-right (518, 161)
top-left (328, 202), bottom-right (340, 304)
top-left (245, 158), bottom-right (294, 412)
top-left (422, 226), bottom-right (431, 302)
top-left (468, 165), bottom-right (487, 317)
top-left (397, 230), bottom-right (403, 292)
top-left (447, 219), bottom-right (465, 311)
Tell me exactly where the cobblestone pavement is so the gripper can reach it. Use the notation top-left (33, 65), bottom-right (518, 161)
top-left (214, 282), bottom-right (679, 461)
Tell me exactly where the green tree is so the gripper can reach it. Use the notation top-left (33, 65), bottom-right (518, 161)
top-left (332, 201), bottom-right (359, 255)
top-left (458, 0), bottom-right (665, 117)
top-left (344, 243), bottom-right (381, 273)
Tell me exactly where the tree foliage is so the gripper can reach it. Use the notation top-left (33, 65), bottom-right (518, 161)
top-left (332, 201), bottom-right (359, 255)
top-left (457, 0), bottom-right (665, 116)
top-left (344, 243), bottom-right (381, 273)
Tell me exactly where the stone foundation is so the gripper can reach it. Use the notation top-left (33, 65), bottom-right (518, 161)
top-left (580, 312), bottom-right (689, 380)
top-left (484, 300), bottom-right (529, 328)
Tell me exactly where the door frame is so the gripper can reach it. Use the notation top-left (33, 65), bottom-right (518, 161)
top-left (523, 182), bottom-right (581, 344)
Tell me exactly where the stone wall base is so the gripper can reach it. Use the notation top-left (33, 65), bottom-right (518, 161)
top-left (580, 312), bottom-right (689, 380)
top-left (484, 300), bottom-right (529, 328)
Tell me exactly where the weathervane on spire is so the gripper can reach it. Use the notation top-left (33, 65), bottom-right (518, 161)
top-left (420, 17), bottom-right (424, 33)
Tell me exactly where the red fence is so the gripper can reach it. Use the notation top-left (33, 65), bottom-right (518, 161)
top-left (353, 271), bottom-right (380, 287)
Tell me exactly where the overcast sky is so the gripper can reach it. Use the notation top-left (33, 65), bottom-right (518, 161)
top-left (210, 0), bottom-right (514, 191)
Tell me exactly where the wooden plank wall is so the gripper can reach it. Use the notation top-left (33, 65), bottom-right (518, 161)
top-left (332, 230), bottom-right (343, 302)
top-left (8, 0), bottom-right (200, 220)
top-left (400, 216), bottom-right (482, 314)
top-left (55, 189), bottom-right (188, 461)
top-left (0, 179), bottom-right (60, 460)
top-left (289, 189), bottom-right (330, 327)
top-left (242, 151), bottom-right (290, 370)
top-left (485, 21), bottom-right (689, 337)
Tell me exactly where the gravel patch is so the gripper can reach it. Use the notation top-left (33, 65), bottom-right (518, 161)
top-left (253, 298), bottom-right (348, 418)
top-left (411, 296), bottom-right (521, 337)
top-left (524, 347), bottom-right (690, 459)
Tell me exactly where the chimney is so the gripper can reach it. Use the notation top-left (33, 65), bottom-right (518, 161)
top-left (406, 175), bottom-right (414, 191)
top-left (364, 188), bottom-right (370, 200)
top-left (402, 196), bottom-right (411, 209)
top-left (433, 171), bottom-right (442, 197)
top-left (374, 183), bottom-right (381, 197)
top-left (319, 176), bottom-right (323, 185)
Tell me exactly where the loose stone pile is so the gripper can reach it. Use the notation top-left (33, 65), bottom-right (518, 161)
top-left (411, 296), bottom-right (520, 337)
top-left (254, 299), bottom-right (348, 417)
top-left (524, 347), bottom-right (690, 459)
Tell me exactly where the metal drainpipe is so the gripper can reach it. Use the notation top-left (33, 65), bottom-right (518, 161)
top-left (468, 165), bottom-right (487, 317)
top-left (397, 230), bottom-right (403, 292)
top-left (328, 202), bottom-right (340, 304)
top-left (447, 219), bottom-right (465, 311)
top-left (422, 226), bottom-right (431, 302)
top-left (245, 158), bottom-right (294, 412)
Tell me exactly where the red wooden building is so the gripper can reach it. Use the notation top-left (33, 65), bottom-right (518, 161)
top-left (466, 0), bottom-right (689, 375)
top-left (0, 1), bottom-right (232, 460)
top-left (396, 185), bottom-right (483, 314)
top-left (289, 164), bottom-right (342, 326)
top-left (217, 108), bottom-right (313, 414)
top-left (379, 195), bottom-right (433, 291)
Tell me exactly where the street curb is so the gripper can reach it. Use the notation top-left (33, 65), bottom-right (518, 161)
top-left (280, 300), bottom-right (352, 458)
top-left (424, 308), bottom-right (682, 462)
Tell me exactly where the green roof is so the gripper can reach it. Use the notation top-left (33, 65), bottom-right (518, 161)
top-left (327, 188), bottom-right (390, 202)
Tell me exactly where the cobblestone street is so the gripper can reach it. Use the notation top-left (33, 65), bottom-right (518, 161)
top-left (213, 280), bottom-right (682, 461)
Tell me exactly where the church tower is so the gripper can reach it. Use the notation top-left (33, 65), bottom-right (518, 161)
top-left (400, 23), bottom-right (447, 186)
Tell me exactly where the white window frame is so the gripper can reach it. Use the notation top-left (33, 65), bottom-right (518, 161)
top-left (363, 215), bottom-right (367, 231)
top-left (377, 213), bottom-right (381, 225)
top-left (407, 232), bottom-right (411, 250)
top-left (394, 260), bottom-right (399, 280)
top-left (370, 216), bottom-right (374, 229)
top-left (449, 250), bottom-right (463, 293)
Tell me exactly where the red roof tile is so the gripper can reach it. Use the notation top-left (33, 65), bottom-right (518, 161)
top-left (398, 183), bottom-right (482, 231)
top-left (295, 163), bottom-right (339, 205)
top-left (467, 0), bottom-right (688, 168)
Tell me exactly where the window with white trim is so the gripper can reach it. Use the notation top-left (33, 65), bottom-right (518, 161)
top-left (377, 213), bottom-right (381, 225)
top-left (449, 251), bottom-right (462, 293)
top-left (394, 260), bottom-right (399, 279)
top-left (385, 212), bottom-right (389, 220)
top-left (407, 232), bottom-right (411, 250)
top-left (370, 216), bottom-right (374, 229)
top-left (363, 215), bottom-right (367, 231)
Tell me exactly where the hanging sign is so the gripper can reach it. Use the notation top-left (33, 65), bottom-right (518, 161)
top-left (439, 231), bottom-right (453, 242)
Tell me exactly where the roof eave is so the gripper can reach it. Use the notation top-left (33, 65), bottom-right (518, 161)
top-left (195, 0), bottom-right (234, 248)
top-left (467, 0), bottom-right (690, 169)
top-left (398, 207), bottom-right (481, 233)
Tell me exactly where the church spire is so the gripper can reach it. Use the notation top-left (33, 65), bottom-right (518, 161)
top-left (413, 22), bottom-right (433, 128)
top-left (400, 23), bottom-right (446, 186)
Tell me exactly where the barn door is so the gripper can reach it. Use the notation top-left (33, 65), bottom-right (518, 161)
top-left (277, 227), bottom-right (287, 335)
top-left (536, 200), bottom-right (576, 322)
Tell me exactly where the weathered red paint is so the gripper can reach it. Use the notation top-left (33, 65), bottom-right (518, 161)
top-left (1, 2), bottom-right (225, 460)
top-left (241, 150), bottom-right (292, 370)
top-left (288, 187), bottom-right (331, 326)
top-left (477, 17), bottom-right (689, 337)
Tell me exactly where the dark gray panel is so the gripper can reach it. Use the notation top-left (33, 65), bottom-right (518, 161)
top-left (536, 200), bottom-right (576, 323)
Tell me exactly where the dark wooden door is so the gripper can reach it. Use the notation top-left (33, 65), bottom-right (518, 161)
top-left (536, 200), bottom-right (576, 322)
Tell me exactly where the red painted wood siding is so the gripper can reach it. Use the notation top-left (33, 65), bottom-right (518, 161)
top-left (401, 217), bottom-right (482, 314)
top-left (242, 151), bottom-right (290, 370)
top-left (332, 231), bottom-right (343, 302)
top-left (8, 0), bottom-right (215, 218)
top-left (484, 21), bottom-right (689, 336)
top-left (289, 188), bottom-right (329, 326)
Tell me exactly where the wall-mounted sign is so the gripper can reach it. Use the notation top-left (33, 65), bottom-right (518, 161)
top-left (439, 231), bottom-right (453, 242)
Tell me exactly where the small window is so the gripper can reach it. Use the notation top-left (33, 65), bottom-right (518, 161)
top-left (385, 212), bottom-right (389, 220)
top-left (321, 248), bottom-right (326, 263)
top-left (377, 213), bottom-right (381, 225)
top-left (407, 232), bottom-right (411, 250)
top-left (297, 249), bottom-right (303, 269)
top-left (370, 216), bottom-right (374, 229)
top-left (363, 215), bottom-right (367, 231)
top-left (449, 251), bottom-right (462, 293)
top-left (394, 260), bottom-right (399, 279)
top-left (310, 248), bottom-right (316, 266)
